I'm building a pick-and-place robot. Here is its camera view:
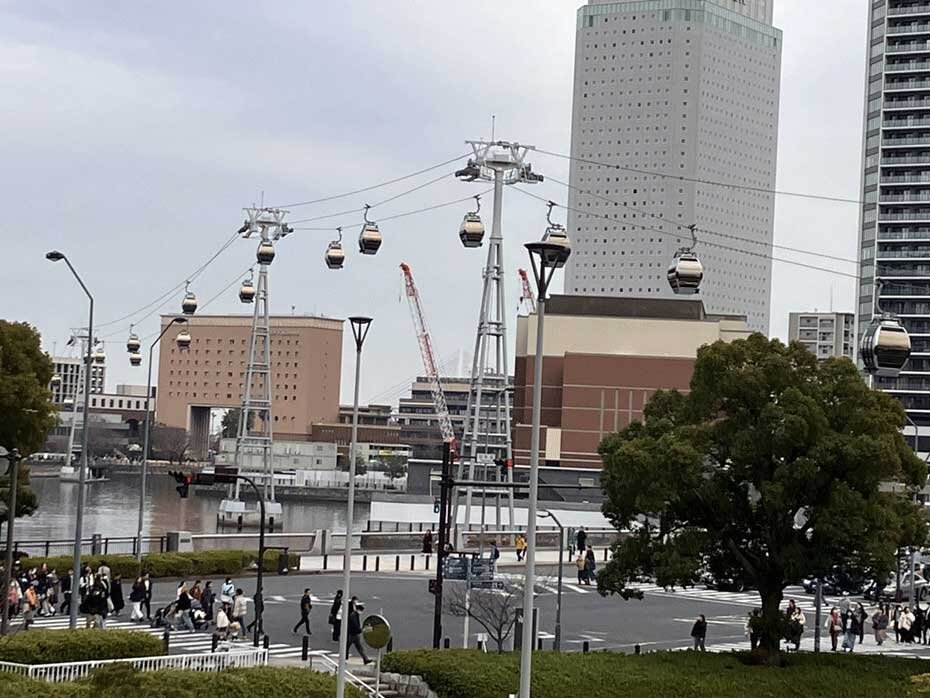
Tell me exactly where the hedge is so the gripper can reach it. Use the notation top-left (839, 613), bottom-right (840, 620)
top-left (15, 550), bottom-right (299, 579)
top-left (381, 649), bottom-right (930, 698)
top-left (0, 629), bottom-right (162, 665)
top-left (0, 666), bottom-right (363, 698)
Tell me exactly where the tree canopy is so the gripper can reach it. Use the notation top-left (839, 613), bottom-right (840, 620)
top-left (0, 321), bottom-right (56, 522)
top-left (597, 334), bottom-right (928, 656)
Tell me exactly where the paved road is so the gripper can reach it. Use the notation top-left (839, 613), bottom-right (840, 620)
top-left (24, 568), bottom-right (930, 661)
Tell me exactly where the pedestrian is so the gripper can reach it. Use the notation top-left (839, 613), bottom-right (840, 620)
top-left (110, 574), bottom-right (125, 616)
top-left (22, 583), bottom-right (37, 629)
top-left (97, 559), bottom-right (111, 584)
top-left (201, 581), bottom-right (215, 623)
top-left (856, 603), bottom-right (867, 645)
top-left (190, 580), bottom-right (203, 603)
top-left (576, 526), bottom-right (587, 555)
top-left (330, 589), bottom-right (343, 642)
top-left (690, 614), bottom-right (707, 651)
top-left (489, 541), bottom-right (501, 562)
top-left (422, 529), bottom-right (433, 554)
top-left (221, 577), bottom-right (235, 608)
top-left (515, 533), bottom-right (527, 562)
top-left (345, 596), bottom-right (371, 663)
top-left (893, 604), bottom-right (901, 643)
top-left (59, 568), bottom-right (73, 615)
top-left (293, 588), bottom-right (313, 635)
top-left (915, 604), bottom-right (925, 645)
top-left (575, 550), bottom-right (587, 585)
top-left (142, 573), bottom-right (153, 621)
top-left (585, 546), bottom-right (597, 584)
top-left (176, 585), bottom-right (195, 632)
top-left (129, 576), bottom-right (146, 622)
top-left (872, 605), bottom-right (889, 646)
top-left (826, 607), bottom-right (842, 651)
top-left (746, 609), bottom-right (760, 651)
top-left (902, 606), bottom-right (916, 644)
top-left (6, 578), bottom-right (20, 618)
top-left (232, 588), bottom-right (249, 633)
top-left (789, 605), bottom-right (805, 651)
top-left (843, 608), bottom-right (861, 652)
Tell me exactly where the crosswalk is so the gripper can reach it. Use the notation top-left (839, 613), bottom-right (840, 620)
top-left (628, 583), bottom-right (825, 612)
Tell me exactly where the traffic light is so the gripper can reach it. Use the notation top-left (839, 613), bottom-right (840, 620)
top-left (433, 498), bottom-right (441, 514)
top-left (168, 470), bottom-right (193, 498)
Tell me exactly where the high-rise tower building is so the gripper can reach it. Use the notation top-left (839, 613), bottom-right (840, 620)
top-left (565, 0), bottom-right (782, 332)
top-left (860, 1), bottom-right (930, 427)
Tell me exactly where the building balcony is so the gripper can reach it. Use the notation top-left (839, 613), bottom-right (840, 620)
top-left (885, 116), bottom-right (930, 128)
top-left (890, 5), bottom-right (930, 17)
top-left (880, 193), bottom-right (930, 201)
top-left (884, 137), bottom-right (930, 147)
top-left (886, 60), bottom-right (930, 73)
top-left (877, 251), bottom-right (930, 259)
top-left (885, 98), bottom-right (930, 109)
top-left (887, 42), bottom-right (930, 54)
top-left (877, 265), bottom-right (930, 276)
top-left (880, 228), bottom-right (930, 240)
top-left (888, 24), bottom-right (930, 36)
top-left (878, 212), bottom-right (930, 220)
top-left (881, 173), bottom-right (930, 183)
top-left (882, 154), bottom-right (930, 164)
top-left (886, 79), bottom-right (930, 91)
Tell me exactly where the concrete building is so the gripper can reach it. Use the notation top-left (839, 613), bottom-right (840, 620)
top-left (338, 403), bottom-right (393, 426)
top-left (564, 0), bottom-right (782, 332)
top-left (50, 355), bottom-right (105, 405)
top-left (396, 377), bottom-right (473, 462)
top-left (512, 295), bottom-right (751, 492)
top-left (46, 385), bottom-right (153, 456)
top-left (155, 314), bottom-right (343, 456)
top-left (860, 2), bottom-right (930, 431)
top-left (787, 312), bottom-right (855, 360)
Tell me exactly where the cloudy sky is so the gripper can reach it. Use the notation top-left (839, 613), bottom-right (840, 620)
top-left (3, 1), bottom-right (864, 405)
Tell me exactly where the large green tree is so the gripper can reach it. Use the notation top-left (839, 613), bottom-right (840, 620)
top-left (597, 334), bottom-right (927, 658)
top-left (0, 321), bottom-right (56, 523)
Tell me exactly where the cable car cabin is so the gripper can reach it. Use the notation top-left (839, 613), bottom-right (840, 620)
top-left (459, 213), bottom-right (485, 248)
top-left (239, 280), bottom-right (255, 303)
top-left (256, 240), bottom-right (275, 265)
top-left (541, 227), bottom-right (572, 267)
top-left (667, 252), bottom-right (703, 295)
top-left (861, 317), bottom-right (911, 378)
top-left (358, 223), bottom-right (382, 255)
top-left (126, 333), bottom-right (141, 353)
top-left (176, 329), bottom-right (192, 350)
top-left (325, 242), bottom-right (346, 269)
top-left (181, 292), bottom-right (198, 315)
top-left (129, 352), bottom-right (142, 366)
top-left (92, 350), bottom-right (106, 364)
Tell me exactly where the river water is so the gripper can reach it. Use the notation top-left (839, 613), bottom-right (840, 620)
top-left (13, 472), bottom-right (370, 544)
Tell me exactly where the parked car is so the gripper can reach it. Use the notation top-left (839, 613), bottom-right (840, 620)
top-left (801, 568), bottom-right (870, 596)
top-left (702, 572), bottom-right (754, 593)
top-left (880, 572), bottom-right (929, 602)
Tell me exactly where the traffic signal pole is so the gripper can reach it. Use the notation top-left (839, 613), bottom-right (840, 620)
top-left (432, 441), bottom-right (452, 649)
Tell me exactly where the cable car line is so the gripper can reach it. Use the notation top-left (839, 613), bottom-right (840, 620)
top-left (535, 148), bottom-right (864, 206)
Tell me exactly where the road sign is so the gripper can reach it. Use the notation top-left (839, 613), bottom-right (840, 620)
top-left (476, 453), bottom-right (494, 464)
top-left (443, 555), bottom-right (496, 582)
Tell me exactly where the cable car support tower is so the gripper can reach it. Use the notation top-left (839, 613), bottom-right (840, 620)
top-left (453, 139), bottom-right (543, 542)
top-left (218, 206), bottom-right (292, 528)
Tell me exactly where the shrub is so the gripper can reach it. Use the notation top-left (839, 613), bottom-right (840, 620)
top-left (0, 629), bottom-right (162, 665)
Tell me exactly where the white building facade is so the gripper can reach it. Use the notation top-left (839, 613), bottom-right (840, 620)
top-left (787, 312), bottom-right (856, 361)
top-left (565, 0), bottom-right (782, 332)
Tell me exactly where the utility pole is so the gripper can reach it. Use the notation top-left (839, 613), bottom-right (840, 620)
top-left (1, 447), bottom-right (21, 636)
top-left (432, 442), bottom-right (452, 649)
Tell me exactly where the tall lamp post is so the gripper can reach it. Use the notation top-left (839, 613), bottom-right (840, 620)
top-left (1, 447), bottom-right (21, 636)
top-left (135, 317), bottom-right (188, 561)
top-left (537, 510), bottom-right (564, 652)
top-left (519, 238), bottom-right (570, 698)
top-left (46, 250), bottom-right (93, 630)
top-left (337, 316), bottom-right (372, 698)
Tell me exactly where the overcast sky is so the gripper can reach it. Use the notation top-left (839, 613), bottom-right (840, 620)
top-left (2, 1), bottom-right (865, 406)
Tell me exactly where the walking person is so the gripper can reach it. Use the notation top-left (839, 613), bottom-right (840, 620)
top-left (902, 606), bottom-right (916, 643)
top-left (575, 550), bottom-right (587, 585)
top-left (176, 585), bottom-right (195, 632)
top-left (200, 581), bottom-right (216, 623)
top-left (789, 605), bottom-right (805, 651)
top-left (843, 608), bottom-right (861, 652)
top-left (232, 588), bottom-right (249, 633)
top-left (515, 533), bottom-right (527, 562)
top-left (489, 541), bottom-right (501, 562)
top-left (345, 596), bottom-right (371, 664)
top-left (293, 588), bottom-right (313, 635)
top-left (22, 583), bottom-right (37, 629)
top-left (856, 603), bottom-right (867, 645)
top-left (129, 577), bottom-right (146, 622)
top-left (746, 609), bottom-right (760, 651)
top-left (894, 605), bottom-right (902, 643)
top-left (330, 589), bottom-right (343, 642)
top-left (576, 526), bottom-right (587, 556)
top-left (59, 568), bottom-right (73, 616)
top-left (585, 546), bottom-right (597, 585)
top-left (690, 614), bottom-right (707, 651)
top-left (221, 577), bottom-right (235, 607)
top-left (826, 607), bottom-right (842, 652)
top-left (873, 605), bottom-right (889, 646)
top-left (142, 573), bottom-right (153, 621)
top-left (421, 529), bottom-right (433, 554)
top-left (110, 574), bottom-right (125, 617)
top-left (190, 580), bottom-right (203, 604)
top-left (914, 604), bottom-right (925, 645)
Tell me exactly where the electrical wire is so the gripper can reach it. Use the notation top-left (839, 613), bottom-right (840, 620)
top-left (274, 153), bottom-right (470, 209)
top-left (535, 148), bottom-right (864, 206)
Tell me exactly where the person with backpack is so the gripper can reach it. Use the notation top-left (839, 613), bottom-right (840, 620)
top-left (292, 588), bottom-right (313, 635)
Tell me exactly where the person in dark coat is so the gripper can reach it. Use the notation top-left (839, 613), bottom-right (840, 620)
top-left (293, 588), bottom-right (313, 635)
top-left (576, 527), bottom-right (587, 555)
top-left (345, 597), bottom-right (371, 663)
top-left (422, 530), bottom-right (433, 554)
top-left (200, 581), bottom-right (216, 623)
top-left (110, 575), bottom-right (125, 616)
top-left (330, 589), bottom-right (343, 642)
top-left (691, 614), bottom-right (707, 651)
top-left (59, 569), bottom-right (73, 615)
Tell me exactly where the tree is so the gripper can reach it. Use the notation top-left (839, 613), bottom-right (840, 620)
top-left (86, 420), bottom-right (125, 459)
top-left (444, 581), bottom-right (524, 653)
top-left (383, 457), bottom-right (408, 481)
top-left (221, 409), bottom-right (240, 438)
top-left (150, 423), bottom-right (190, 464)
top-left (597, 334), bottom-right (928, 661)
top-left (0, 321), bottom-right (55, 523)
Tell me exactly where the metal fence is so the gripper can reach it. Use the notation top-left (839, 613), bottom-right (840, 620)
top-left (8, 535), bottom-right (167, 559)
top-left (0, 647), bottom-right (267, 683)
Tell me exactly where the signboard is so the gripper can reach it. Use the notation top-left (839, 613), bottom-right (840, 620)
top-left (443, 555), bottom-right (496, 582)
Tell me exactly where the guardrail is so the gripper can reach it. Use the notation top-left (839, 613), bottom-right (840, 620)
top-left (313, 652), bottom-right (376, 696)
top-left (0, 647), bottom-right (267, 683)
top-left (7, 535), bottom-right (167, 559)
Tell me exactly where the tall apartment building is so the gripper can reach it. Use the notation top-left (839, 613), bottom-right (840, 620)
top-left (861, 1), bottom-right (930, 427)
top-left (50, 355), bottom-right (105, 405)
top-left (564, 0), bottom-right (782, 332)
top-left (787, 312), bottom-right (856, 360)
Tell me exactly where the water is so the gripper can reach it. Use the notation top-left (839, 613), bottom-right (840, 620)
top-left (13, 472), bottom-right (370, 543)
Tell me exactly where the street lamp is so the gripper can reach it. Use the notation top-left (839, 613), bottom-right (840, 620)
top-left (537, 510), bottom-right (564, 652)
top-left (519, 233), bottom-right (570, 698)
top-left (337, 316), bottom-right (372, 698)
top-left (46, 250), bottom-right (94, 630)
top-left (135, 317), bottom-right (188, 562)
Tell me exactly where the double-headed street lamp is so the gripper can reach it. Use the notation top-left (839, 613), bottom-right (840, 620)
top-left (46, 250), bottom-right (94, 630)
top-left (337, 316), bottom-right (372, 698)
top-left (537, 510), bottom-right (564, 652)
top-left (136, 317), bottom-right (189, 562)
top-left (519, 227), bottom-right (570, 698)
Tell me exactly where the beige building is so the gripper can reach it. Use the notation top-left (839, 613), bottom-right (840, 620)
top-left (787, 312), bottom-right (855, 361)
top-left (155, 314), bottom-right (343, 455)
top-left (513, 296), bottom-right (751, 491)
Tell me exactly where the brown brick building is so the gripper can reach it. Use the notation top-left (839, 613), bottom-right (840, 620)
top-left (155, 314), bottom-right (342, 455)
top-left (513, 296), bottom-right (751, 485)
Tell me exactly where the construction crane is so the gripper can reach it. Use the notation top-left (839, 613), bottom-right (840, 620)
top-left (518, 268), bottom-right (537, 314)
top-left (400, 263), bottom-right (457, 457)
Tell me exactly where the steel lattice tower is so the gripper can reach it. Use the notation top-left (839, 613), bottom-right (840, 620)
top-left (219, 207), bottom-right (291, 525)
top-left (454, 140), bottom-right (542, 538)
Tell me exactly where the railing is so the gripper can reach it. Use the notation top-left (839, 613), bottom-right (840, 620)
top-left (877, 248), bottom-right (930, 257)
top-left (882, 174), bottom-right (930, 183)
top-left (885, 98), bottom-right (930, 108)
top-left (0, 648), bottom-right (267, 683)
top-left (886, 80), bottom-right (930, 90)
top-left (885, 118), bottom-right (930, 128)
top-left (879, 212), bottom-right (930, 220)
top-left (8, 535), bottom-right (167, 558)
top-left (879, 229), bottom-right (930, 238)
top-left (889, 24), bottom-right (930, 35)
top-left (887, 61), bottom-right (930, 73)
top-left (887, 42), bottom-right (930, 54)
top-left (890, 5), bottom-right (930, 16)
top-left (882, 155), bottom-right (930, 164)
top-left (881, 194), bottom-right (930, 202)
top-left (312, 653), bottom-right (376, 696)
top-left (884, 137), bottom-right (930, 146)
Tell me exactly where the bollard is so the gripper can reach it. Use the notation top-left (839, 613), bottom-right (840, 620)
top-left (269, 516), bottom-right (275, 530)
top-left (395, 555), bottom-right (400, 571)
top-left (537, 638), bottom-right (543, 650)
top-left (163, 630), bottom-right (170, 654)
top-left (634, 644), bottom-right (641, 655)
top-left (263, 635), bottom-right (270, 650)
top-left (211, 634), bottom-right (219, 652)
top-left (363, 555), bottom-right (368, 571)
top-left (410, 555), bottom-right (415, 571)
top-left (254, 632), bottom-right (259, 648)
top-left (387, 637), bottom-right (394, 653)
top-left (603, 548), bottom-right (608, 562)
top-left (302, 635), bottom-right (310, 661)
top-left (426, 555), bottom-right (430, 571)
top-left (375, 556), bottom-right (380, 572)
top-left (236, 515), bottom-right (243, 532)
top-left (443, 637), bottom-right (450, 649)
top-left (583, 641), bottom-right (589, 654)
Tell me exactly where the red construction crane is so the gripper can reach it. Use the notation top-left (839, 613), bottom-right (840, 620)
top-left (518, 268), bottom-right (537, 314)
top-left (400, 263), bottom-right (457, 457)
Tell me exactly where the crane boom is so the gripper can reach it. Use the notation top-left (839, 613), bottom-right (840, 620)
top-left (400, 263), bottom-right (457, 456)
top-left (518, 268), bottom-right (537, 313)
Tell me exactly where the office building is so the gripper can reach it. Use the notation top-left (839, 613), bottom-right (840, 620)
top-left (860, 1), bottom-right (930, 430)
top-left (50, 355), bottom-right (105, 405)
top-left (787, 312), bottom-right (855, 360)
top-left (564, 0), bottom-right (782, 332)
top-left (512, 295), bottom-right (751, 492)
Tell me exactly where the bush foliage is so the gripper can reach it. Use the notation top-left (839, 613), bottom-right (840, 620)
top-left (16, 550), bottom-right (298, 579)
top-left (0, 629), bottom-right (162, 665)
top-left (382, 649), bottom-right (930, 698)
